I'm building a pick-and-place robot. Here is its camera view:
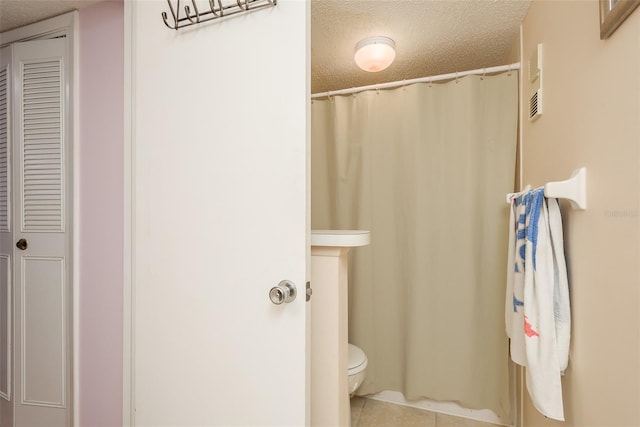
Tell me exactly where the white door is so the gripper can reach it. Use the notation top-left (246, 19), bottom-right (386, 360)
top-left (0, 45), bottom-right (13, 427)
top-left (129, 1), bottom-right (309, 426)
top-left (10, 38), bottom-right (71, 427)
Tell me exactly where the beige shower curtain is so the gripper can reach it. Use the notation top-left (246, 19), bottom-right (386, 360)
top-left (311, 73), bottom-right (518, 419)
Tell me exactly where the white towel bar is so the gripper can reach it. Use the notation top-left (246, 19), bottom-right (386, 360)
top-left (506, 167), bottom-right (587, 210)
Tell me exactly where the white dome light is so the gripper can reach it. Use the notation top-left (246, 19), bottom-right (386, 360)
top-left (354, 36), bottom-right (396, 72)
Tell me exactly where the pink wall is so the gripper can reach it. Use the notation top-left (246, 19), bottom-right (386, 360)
top-left (79, 1), bottom-right (124, 425)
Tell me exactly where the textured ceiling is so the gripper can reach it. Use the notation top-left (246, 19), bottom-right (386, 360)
top-left (311, 0), bottom-right (531, 93)
top-left (0, 0), bottom-right (531, 94)
top-left (0, 0), bottom-right (101, 34)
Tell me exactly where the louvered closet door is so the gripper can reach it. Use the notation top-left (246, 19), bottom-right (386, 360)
top-left (0, 45), bottom-right (14, 426)
top-left (12, 38), bottom-right (70, 427)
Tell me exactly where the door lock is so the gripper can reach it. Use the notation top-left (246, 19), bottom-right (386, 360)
top-left (269, 280), bottom-right (297, 305)
top-left (306, 281), bottom-right (312, 302)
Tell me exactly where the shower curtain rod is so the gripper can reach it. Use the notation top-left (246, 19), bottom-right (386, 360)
top-left (311, 62), bottom-right (520, 99)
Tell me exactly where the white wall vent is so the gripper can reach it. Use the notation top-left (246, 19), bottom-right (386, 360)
top-left (529, 89), bottom-right (542, 121)
top-left (529, 44), bottom-right (543, 122)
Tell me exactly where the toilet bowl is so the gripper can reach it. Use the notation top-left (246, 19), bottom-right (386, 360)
top-left (348, 344), bottom-right (368, 395)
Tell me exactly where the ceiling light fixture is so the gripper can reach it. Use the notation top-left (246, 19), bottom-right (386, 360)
top-left (354, 36), bottom-right (396, 72)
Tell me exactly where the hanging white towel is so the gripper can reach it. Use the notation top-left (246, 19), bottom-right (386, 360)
top-left (522, 189), bottom-right (564, 420)
top-left (505, 188), bottom-right (571, 421)
top-left (505, 189), bottom-right (528, 366)
top-left (548, 198), bottom-right (571, 373)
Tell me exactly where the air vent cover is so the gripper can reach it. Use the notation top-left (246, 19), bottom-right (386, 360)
top-left (529, 89), bottom-right (542, 121)
top-left (528, 43), bottom-right (543, 122)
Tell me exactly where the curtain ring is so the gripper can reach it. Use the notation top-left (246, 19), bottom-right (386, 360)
top-left (428, 77), bottom-right (433, 88)
top-left (507, 64), bottom-right (512, 76)
top-left (327, 91), bottom-right (333, 101)
top-left (481, 68), bottom-right (486, 80)
top-left (455, 72), bottom-right (459, 84)
top-left (376, 87), bottom-right (380, 95)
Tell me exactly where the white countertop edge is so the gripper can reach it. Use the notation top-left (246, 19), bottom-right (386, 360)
top-left (311, 230), bottom-right (371, 247)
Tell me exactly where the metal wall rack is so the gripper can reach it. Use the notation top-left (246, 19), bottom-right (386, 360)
top-left (162, 0), bottom-right (277, 30)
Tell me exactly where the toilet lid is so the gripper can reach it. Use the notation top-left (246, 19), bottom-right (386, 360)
top-left (348, 344), bottom-right (367, 370)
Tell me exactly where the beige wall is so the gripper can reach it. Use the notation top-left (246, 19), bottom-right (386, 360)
top-left (504, 31), bottom-right (521, 65)
top-left (521, 1), bottom-right (640, 426)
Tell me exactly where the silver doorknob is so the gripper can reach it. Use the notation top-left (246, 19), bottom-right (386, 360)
top-left (269, 280), bottom-right (297, 305)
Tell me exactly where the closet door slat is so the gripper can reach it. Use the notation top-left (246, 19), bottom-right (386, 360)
top-left (21, 60), bottom-right (63, 232)
top-left (0, 66), bottom-right (9, 232)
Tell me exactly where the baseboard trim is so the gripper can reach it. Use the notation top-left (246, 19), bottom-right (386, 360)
top-left (365, 390), bottom-right (510, 426)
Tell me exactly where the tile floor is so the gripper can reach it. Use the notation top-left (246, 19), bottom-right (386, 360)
top-left (350, 397), bottom-right (501, 427)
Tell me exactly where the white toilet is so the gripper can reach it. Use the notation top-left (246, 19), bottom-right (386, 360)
top-left (348, 343), bottom-right (368, 395)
